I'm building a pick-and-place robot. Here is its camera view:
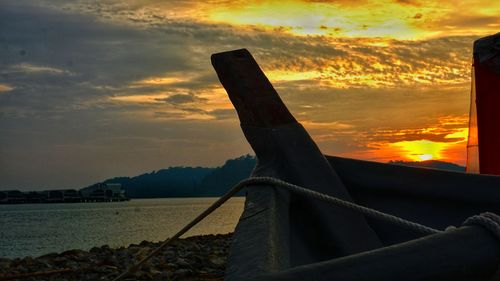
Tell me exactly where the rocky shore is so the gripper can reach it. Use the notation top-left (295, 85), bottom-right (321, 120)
top-left (0, 233), bottom-right (232, 281)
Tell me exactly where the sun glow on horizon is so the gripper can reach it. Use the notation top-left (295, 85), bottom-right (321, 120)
top-left (417, 154), bottom-right (434, 161)
top-left (390, 140), bottom-right (447, 162)
top-left (386, 127), bottom-right (469, 163)
top-left (336, 124), bottom-right (470, 165)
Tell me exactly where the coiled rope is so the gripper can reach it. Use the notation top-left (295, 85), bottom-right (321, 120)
top-left (112, 176), bottom-right (500, 281)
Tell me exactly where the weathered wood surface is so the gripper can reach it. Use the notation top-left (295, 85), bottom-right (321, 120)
top-left (211, 49), bottom-right (296, 127)
top-left (212, 49), bottom-right (382, 277)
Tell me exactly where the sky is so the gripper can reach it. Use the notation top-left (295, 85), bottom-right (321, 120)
top-left (1, 0), bottom-right (499, 189)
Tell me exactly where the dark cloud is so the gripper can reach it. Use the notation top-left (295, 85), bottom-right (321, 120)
top-left (208, 109), bottom-right (238, 120)
top-left (156, 93), bottom-right (208, 104)
top-left (0, 2), bottom-right (195, 115)
top-left (369, 128), bottom-right (463, 143)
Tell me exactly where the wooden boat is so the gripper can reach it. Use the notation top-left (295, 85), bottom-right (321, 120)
top-left (211, 43), bottom-right (500, 280)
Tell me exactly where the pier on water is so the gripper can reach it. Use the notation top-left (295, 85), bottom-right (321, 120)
top-left (0, 183), bottom-right (129, 204)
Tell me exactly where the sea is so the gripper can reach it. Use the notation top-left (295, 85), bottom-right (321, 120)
top-left (0, 198), bottom-right (245, 259)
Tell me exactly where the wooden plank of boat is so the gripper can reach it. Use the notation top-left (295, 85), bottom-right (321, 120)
top-left (212, 49), bottom-right (382, 259)
top-left (211, 49), bottom-right (500, 280)
top-left (211, 48), bottom-right (297, 127)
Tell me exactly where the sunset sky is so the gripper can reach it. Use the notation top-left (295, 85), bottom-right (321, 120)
top-left (1, 0), bottom-right (499, 189)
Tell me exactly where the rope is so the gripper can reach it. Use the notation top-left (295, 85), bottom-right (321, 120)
top-left (250, 177), bottom-right (441, 235)
top-left (463, 212), bottom-right (500, 239)
top-left (112, 176), bottom-right (500, 280)
top-left (111, 177), bottom-right (250, 281)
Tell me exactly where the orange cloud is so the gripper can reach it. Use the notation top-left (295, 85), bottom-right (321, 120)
top-left (0, 83), bottom-right (14, 93)
top-left (344, 116), bottom-right (469, 164)
top-left (203, 0), bottom-right (499, 40)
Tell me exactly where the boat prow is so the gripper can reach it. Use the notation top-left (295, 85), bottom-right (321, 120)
top-left (212, 48), bottom-right (500, 281)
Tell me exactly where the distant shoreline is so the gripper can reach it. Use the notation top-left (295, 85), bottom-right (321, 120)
top-left (0, 195), bottom-right (247, 205)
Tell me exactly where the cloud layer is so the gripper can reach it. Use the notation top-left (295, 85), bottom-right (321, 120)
top-left (1, 0), bottom-right (495, 188)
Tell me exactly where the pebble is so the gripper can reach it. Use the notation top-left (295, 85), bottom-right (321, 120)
top-left (0, 233), bottom-right (232, 280)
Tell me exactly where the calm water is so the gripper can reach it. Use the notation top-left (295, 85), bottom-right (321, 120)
top-left (0, 198), bottom-right (245, 259)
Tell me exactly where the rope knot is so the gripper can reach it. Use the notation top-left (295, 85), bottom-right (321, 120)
top-left (462, 212), bottom-right (500, 240)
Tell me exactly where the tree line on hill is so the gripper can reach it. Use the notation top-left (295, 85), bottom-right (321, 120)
top-left (88, 155), bottom-right (465, 198)
top-left (388, 160), bottom-right (465, 172)
top-left (94, 155), bottom-right (256, 198)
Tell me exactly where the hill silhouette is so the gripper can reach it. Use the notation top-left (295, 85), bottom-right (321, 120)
top-left (100, 167), bottom-right (214, 198)
top-left (93, 155), bottom-right (255, 198)
top-left (196, 155), bottom-right (255, 196)
top-left (90, 156), bottom-right (465, 198)
top-left (388, 160), bottom-right (465, 172)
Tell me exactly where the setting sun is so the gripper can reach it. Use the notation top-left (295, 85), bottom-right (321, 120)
top-left (418, 154), bottom-right (434, 161)
top-left (390, 140), bottom-right (448, 162)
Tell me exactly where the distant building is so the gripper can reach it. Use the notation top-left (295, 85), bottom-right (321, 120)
top-left (25, 191), bottom-right (46, 203)
top-left (0, 190), bottom-right (26, 204)
top-left (79, 183), bottom-right (128, 202)
top-left (0, 184), bottom-right (127, 204)
top-left (45, 190), bottom-right (64, 203)
top-left (62, 189), bottom-right (82, 202)
top-left (25, 189), bottom-right (82, 203)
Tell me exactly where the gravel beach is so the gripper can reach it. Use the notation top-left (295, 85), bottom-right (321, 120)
top-left (0, 233), bottom-right (232, 281)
